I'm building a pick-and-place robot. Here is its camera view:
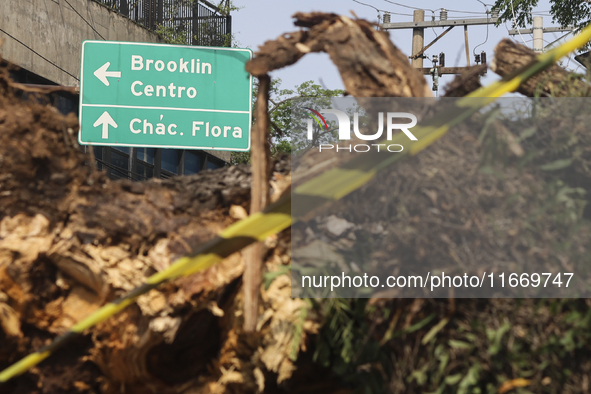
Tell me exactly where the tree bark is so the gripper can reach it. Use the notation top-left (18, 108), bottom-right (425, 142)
top-left (0, 12), bottom-right (432, 393)
top-left (491, 38), bottom-right (591, 97)
top-left (243, 74), bottom-right (271, 332)
top-left (246, 12), bottom-right (432, 98)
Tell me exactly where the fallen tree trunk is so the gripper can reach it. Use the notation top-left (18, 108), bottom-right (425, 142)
top-left (491, 38), bottom-right (591, 97)
top-left (0, 12), bottom-right (429, 394)
top-left (4, 11), bottom-right (591, 394)
top-left (0, 69), bottom-right (299, 392)
top-left (246, 12), bottom-right (431, 98)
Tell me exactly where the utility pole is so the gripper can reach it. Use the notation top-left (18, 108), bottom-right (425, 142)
top-left (464, 25), bottom-right (471, 66)
top-left (509, 21), bottom-right (573, 53)
top-left (412, 10), bottom-right (425, 68)
top-left (382, 10), bottom-right (496, 87)
top-left (533, 16), bottom-right (543, 53)
top-left (383, 15), bottom-right (499, 29)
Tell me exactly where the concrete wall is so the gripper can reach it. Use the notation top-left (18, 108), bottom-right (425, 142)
top-left (0, 0), bottom-right (232, 163)
top-left (0, 0), bottom-right (162, 87)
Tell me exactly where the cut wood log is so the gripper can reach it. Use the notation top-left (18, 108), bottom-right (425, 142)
top-left (491, 38), bottom-right (591, 97)
top-left (443, 64), bottom-right (486, 97)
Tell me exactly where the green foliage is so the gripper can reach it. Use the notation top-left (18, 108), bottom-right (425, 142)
top-left (230, 78), bottom-right (344, 164)
top-left (492, 0), bottom-right (591, 33)
top-left (264, 79), bottom-right (344, 152)
top-left (371, 298), bottom-right (591, 393)
top-left (312, 298), bottom-right (389, 394)
top-left (194, 17), bottom-right (234, 47)
top-left (277, 80), bottom-right (346, 154)
top-left (304, 97), bottom-right (591, 393)
top-left (155, 24), bottom-right (188, 45)
top-left (262, 264), bottom-right (291, 290)
top-left (230, 150), bottom-right (251, 165)
top-left (486, 321), bottom-right (511, 356)
top-left (217, 0), bottom-right (243, 15)
top-left (290, 301), bottom-right (309, 362)
top-left (149, 1), bottom-right (238, 47)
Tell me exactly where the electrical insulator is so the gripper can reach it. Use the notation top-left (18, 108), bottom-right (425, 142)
top-left (431, 68), bottom-right (440, 92)
top-left (383, 13), bottom-right (391, 24)
top-left (475, 53), bottom-right (481, 64)
top-left (491, 9), bottom-right (499, 19)
top-left (481, 51), bottom-right (487, 65)
top-left (440, 9), bottom-right (448, 21)
top-left (439, 52), bottom-right (445, 67)
top-left (432, 54), bottom-right (438, 66)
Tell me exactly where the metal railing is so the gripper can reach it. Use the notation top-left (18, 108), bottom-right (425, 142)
top-left (94, 0), bottom-right (231, 46)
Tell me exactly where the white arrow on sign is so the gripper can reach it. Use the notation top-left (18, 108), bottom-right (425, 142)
top-left (93, 111), bottom-right (118, 139)
top-left (94, 62), bottom-right (121, 86)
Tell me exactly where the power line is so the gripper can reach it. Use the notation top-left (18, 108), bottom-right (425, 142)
top-left (474, 23), bottom-right (490, 55)
top-left (352, 0), bottom-right (382, 12)
top-left (351, 0), bottom-right (382, 23)
top-left (0, 0), bottom-right (104, 82)
top-left (545, 31), bottom-right (573, 49)
top-left (0, 27), bottom-right (80, 81)
top-left (510, 0), bottom-right (529, 46)
top-left (444, 9), bottom-right (489, 15)
top-left (352, 0), bottom-right (413, 16)
top-left (63, 0), bottom-right (105, 40)
top-left (382, 0), bottom-right (436, 13)
top-left (474, 0), bottom-right (492, 7)
top-left (472, 2), bottom-right (491, 56)
top-left (374, 1), bottom-right (553, 20)
top-left (419, 9), bottom-right (551, 17)
top-left (375, 1), bottom-right (552, 18)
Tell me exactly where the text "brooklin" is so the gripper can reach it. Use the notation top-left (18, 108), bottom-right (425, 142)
top-left (129, 55), bottom-right (211, 99)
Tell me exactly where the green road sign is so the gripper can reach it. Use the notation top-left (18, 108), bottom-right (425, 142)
top-left (79, 41), bottom-right (252, 151)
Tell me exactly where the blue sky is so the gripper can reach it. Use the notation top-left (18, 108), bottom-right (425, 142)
top-left (231, 0), bottom-right (580, 93)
